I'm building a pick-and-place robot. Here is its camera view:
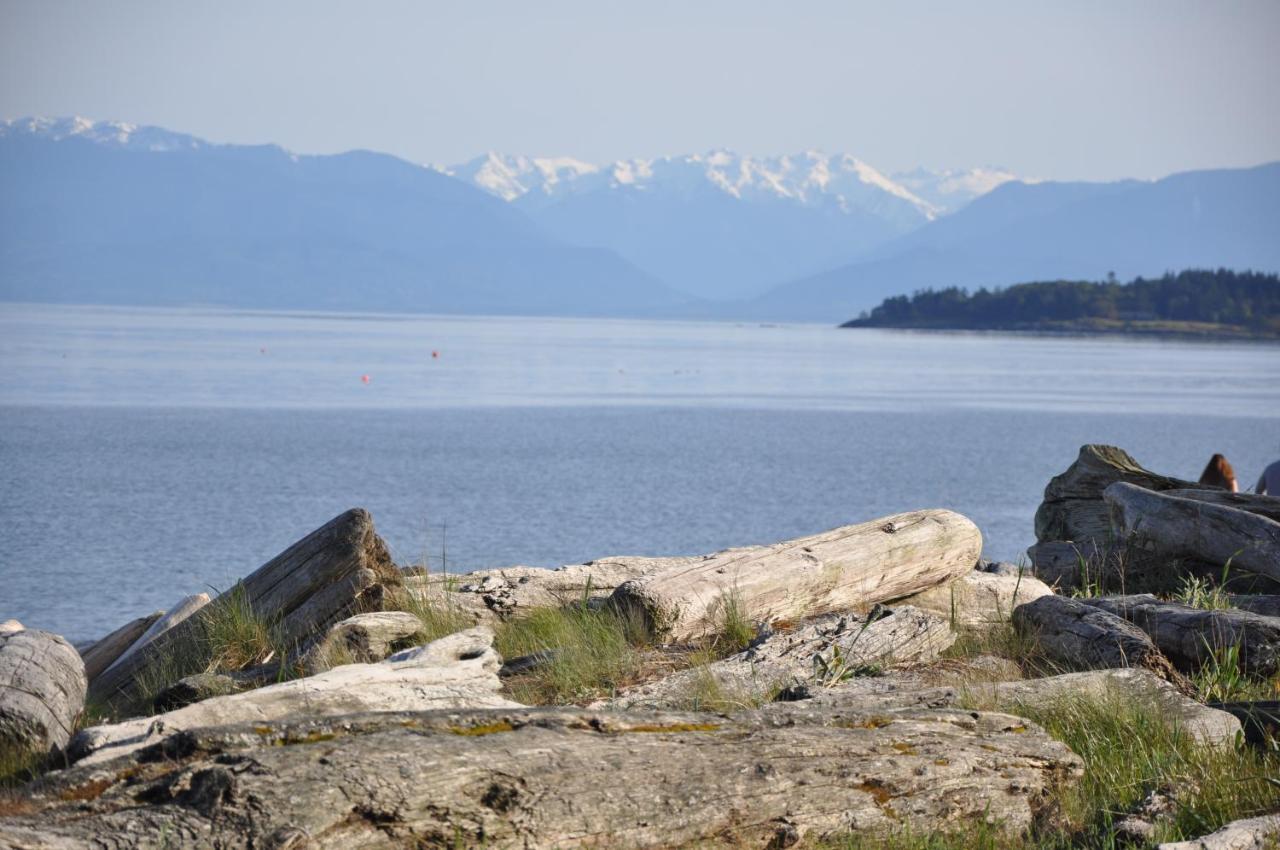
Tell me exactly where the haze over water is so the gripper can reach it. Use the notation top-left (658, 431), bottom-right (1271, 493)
top-left (2, 303), bottom-right (1277, 640)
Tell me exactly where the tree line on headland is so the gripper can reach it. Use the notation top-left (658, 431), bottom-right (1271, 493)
top-left (841, 269), bottom-right (1280, 338)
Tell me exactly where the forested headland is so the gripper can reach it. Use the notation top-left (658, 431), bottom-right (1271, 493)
top-left (842, 269), bottom-right (1280, 339)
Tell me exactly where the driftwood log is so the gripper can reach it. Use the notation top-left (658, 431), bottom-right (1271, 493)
top-left (1081, 594), bottom-right (1280, 677)
top-left (78, 611), bottom-right (162, 683)
top-left (0, 630), bottom-right (87, 762)
top-left (1, 704), bottom-right (1082, 848)
top-left (69, 627), bottom-right (518, 767)
top-left (1011, 595), bottom-right (1186, 687)
top-left (102, 593), bottom-right (210, 677)
top-left (1034, 444), bottom-right (1204, 546)
top-left (299, 610), bottom-right (424, 673)
top-left (901, 566), bottom-right (1053, 629)
top-left (611, 510), bottom-right (982, 643)
top-left (89, 508), bottom-right (402, 710)
top-left (1164, 489), bottom-right (1280, 523)
top-left (1230, 595), bottom-right (1280, 618)
top-left (1104, 482), bottom-right (1280, 580)
top-left (404, 556), bottom-right (700, 624)
top-left (600, 605), bottom-right (955, 711)
top-left (72, 628), bottom-right (517, 766)
top-left (1158, 814), bottom-right (1280, 850)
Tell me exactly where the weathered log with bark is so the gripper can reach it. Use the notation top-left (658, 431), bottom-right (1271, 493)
top-left (404, 555), bottom-right (700, 624)
top-left (1011, 595), bottom-right (1187, 687)
top-left (88, 508), bottom-right (403, 710)
top-left (1, 703), bottom-right (1082, 848)
top-left (1230, 595), bottom-right (1280, 618)
top-left (69, 627), bottom-right (518, 767)
top-left (0, 629), bottom-right (87, 762)
top-left (1026, 539), bottom-right (1117, 590)
top-left (901, 565), bottom-right (1053, 629)
top-left (1164, 489), bottom-right (1280, 523)
top-left (102, 593), bottom-right (210, 677)
top-left (599, 605), bottom-right (955, 711)
top-left (79, 610), bottom-right (163, 684)
top-left (611, 509), bottom-right (982, 643)
top-left (1081, 594), bottom-right (1280, 677)
top-left (1035, 444), bottom-right (1204, 545)
top-left (1104, 482), bottom-right (1280, 581)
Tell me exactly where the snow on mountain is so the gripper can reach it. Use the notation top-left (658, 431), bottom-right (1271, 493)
top-left (1, 116), bottom-right (208, 153)
top-left (441, 150), bottom-right (953, 222)
top-left (891, 166), bottom-right (1026, 215)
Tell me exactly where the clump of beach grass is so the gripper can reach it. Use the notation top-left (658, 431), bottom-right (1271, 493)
top-left (494, 602), bottom-right (649, 705)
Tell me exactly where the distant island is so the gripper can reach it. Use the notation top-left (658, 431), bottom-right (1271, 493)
top-left (841, 269), bottom-right (1280, 339)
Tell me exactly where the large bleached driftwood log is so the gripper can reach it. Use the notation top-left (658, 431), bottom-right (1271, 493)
top-left (901, 565), bottom-right (1053, 629)
top-left (101, 593), bottom-right (210, 676)
top-left (1034, 445), bottom-right (1204, 545)
top-left (69, 627), bottom-right (518, 767)
top-left (79, 610), bottom-right (162, 683)
top-left (0, 629), bottom-right (87, 762)
top-left (1011, 595), bottom-right (1186, 686)
top-left (2, 704), bottom-right (1082, 848)
top-left (1104, 482), bottom-right (1280, 580)
top-left (600, 605), bottom-right (955, 711)
top-left (89, 508), bottom-right (403, 709)
top-left (403, 555), bottom-right (699, 624)
top-left (611, 510), bottom-right (982, 643)
top-left (1081, 594), bottom-right (1280, 677)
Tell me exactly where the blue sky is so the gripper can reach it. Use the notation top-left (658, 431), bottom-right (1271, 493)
top-left (1, 0), bottom-right (1277, 180)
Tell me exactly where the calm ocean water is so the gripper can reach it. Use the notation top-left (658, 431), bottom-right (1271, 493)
top-left (2, 303), bottom-right (1277, 641)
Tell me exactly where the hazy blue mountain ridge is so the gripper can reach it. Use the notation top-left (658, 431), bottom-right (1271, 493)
top-left (0, 124), bottom-right (686, 316)
top-left (739, 162), bottom-right (1280, 321)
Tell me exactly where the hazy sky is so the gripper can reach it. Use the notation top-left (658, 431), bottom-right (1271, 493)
top-left (2, 1), bottom-right (1277, 180)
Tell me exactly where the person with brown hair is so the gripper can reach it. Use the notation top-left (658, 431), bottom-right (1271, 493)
top-left (1199, 453), bottom-right (1239, 492)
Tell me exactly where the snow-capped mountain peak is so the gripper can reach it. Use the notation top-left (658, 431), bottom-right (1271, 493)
top-left (1, 116), bottom-right (207, 152)
top-left (442, 152), bottom-right (600, 202)
top-left (442, 149), bottom-right (962, 221)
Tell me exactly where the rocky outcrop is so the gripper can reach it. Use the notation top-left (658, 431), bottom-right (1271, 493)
top-left (1, 704), bottom-right (1082, 849)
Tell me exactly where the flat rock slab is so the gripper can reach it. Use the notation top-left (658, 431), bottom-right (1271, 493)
top-left (791, 668), bottom-right (1240, 750)
top-left (69, 627), bottom-right (519, 767)
top-left (0, 705), bottom-right (1082, 849)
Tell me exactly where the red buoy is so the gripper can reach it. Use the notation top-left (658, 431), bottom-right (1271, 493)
top-left (360, 374), bottom-right (371, 384)
top-left (431, 350), bottom-right (439, 359)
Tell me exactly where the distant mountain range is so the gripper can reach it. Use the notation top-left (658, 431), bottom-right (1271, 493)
top-left (437, 152), bottom-right (1017, 299)
top-left (0, 117), bottom-right (684, 317)
top-left (2, 116), bottom-right (1277, 322)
